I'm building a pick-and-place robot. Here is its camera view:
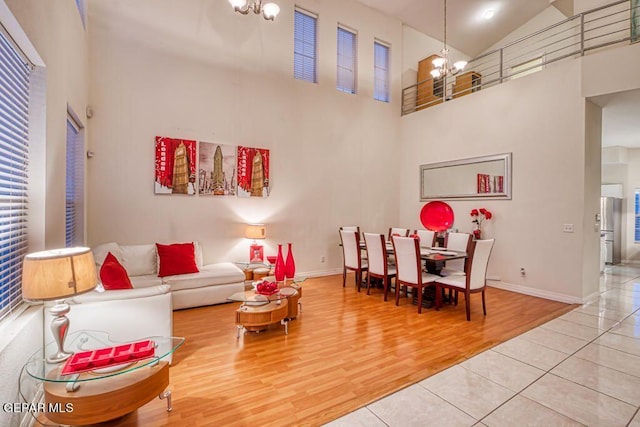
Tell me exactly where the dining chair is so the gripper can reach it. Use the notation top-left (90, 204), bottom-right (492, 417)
top-left (363, 233), bottom-right (396, 301)
top-left (387, 227), bottom-right (410, 241)
top-left (413, 229), bottom-right (436, 248)
top-left (440, 232), bottom-right (472, 276)
top-left (339, 230), bottom-right (368, 290)
top-left (434, 239), bottom-right (495, 321)
top-left (340, 226), bottom-right (366, 260)
top-left (391, 236), bottom-right (440, 314)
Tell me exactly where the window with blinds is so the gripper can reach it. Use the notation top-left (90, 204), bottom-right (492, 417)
top-left (374, 41), bottom-right (390, 102)
top-left (294, 8), bottom-right (317, 83)
top-left (337, 26), bottom-right (357, 94)
top-left (0, 30), bottom-right (31, 321)
top-left (65, 113), bottom-right (84, 247)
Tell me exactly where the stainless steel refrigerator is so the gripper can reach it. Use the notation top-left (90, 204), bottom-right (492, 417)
top-left (600, 197), bottom-right (622, 264)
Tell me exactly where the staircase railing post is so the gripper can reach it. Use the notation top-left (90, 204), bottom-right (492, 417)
top-left (499, 49), bottom-right (504, 83)
top-left (580, 13), bottom-right (585, 55)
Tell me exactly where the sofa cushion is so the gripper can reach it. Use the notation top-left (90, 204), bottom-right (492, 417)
top-left (130, 274), bottom-right (164, 289)
top-left (100, 252), bottom-right (133, 290)
top-left (122, 244), bottom-right (157, 276)
top-left (161, 262), bottom-right (244, 292)
top-left (156, 242), bottom-right (199, 277)
top-left (70, 284), bottom-right (171, 304)
top-left (93, 242), bottom-right (123, 269)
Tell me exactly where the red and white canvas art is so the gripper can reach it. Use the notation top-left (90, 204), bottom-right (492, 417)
top-left (155, 136), bottom-right (197, 195)
top-left (198, 142), bottom-right (237, 196)
top-left (237, 146), bottom-right (270, 198)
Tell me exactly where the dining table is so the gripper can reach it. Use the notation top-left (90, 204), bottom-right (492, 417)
top-left (358, 241), bottom-right (468, 307)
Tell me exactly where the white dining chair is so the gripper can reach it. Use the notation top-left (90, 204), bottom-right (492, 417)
top-left (391, 236), bottom-right (440, 314)
top-left (363, 233), bottom-right (396, 301)
top-left (413, 229), bottom-right (436, 248)
top-left (339, 230), bottom-right (368, 290)
top-left (387, 227), bottom-right (410, 241)
top-left (434, 239), bottom-right (495, 321)
top-left (440, 232), bottom-right (472, 276)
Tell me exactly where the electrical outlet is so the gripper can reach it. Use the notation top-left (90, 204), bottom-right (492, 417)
top-left (520, 267), bottom-right (526, 276)
top-left (320, 256), bottom-right (325, 263)
top-left (563, 224), bottom-right (574, 233)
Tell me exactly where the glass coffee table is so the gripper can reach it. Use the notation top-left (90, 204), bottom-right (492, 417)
top-left (23, 330), bottom-right (184, 425)
top-left (228, 276), bottom-right (306, 338)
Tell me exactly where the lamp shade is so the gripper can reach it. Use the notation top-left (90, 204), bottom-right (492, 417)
top-left (22, 247), bottom-right (97, 301)
top-left (245, 224), bottom-right (266, 240)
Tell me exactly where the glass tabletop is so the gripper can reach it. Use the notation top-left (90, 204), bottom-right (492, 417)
top-left (227, 276), bottom-right (306, 306)
top-left (24, 330), bottom-right (185, 383)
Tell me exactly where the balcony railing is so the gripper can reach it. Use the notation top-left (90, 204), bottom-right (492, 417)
top-left (401, 0), bottom-right (639, 115)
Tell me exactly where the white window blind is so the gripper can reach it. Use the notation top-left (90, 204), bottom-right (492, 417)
top-left (294, 8), bottom-right (317, 83)
top-left (65, 114), bottom-right (84, 247)
top-left (337, 27), bottom-right (357, 94)
top-left (374, 41), bottom-right (390, 102)
top-left (0, 29), bottom-right (31, 321)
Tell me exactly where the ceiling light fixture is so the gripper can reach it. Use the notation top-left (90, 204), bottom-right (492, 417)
top-left (229, 0), bottom-right (280, 21)
top-left (483, 9), bottom-right (495, 20)
top-left (431, 0), bottom-right (467, 79)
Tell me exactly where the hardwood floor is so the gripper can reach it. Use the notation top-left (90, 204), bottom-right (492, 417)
top-left (88, 274), bottom-right (574, 427)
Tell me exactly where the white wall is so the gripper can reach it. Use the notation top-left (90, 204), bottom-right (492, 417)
top-left (399, 59), bottom-right (591, 303)
top-left (483, 6), bottom-right (568, 54)
top-left (86, 0), bottom-right (403, 274)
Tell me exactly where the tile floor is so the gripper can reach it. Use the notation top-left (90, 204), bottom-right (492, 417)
top-left (325, 264), bottom-right (640, 427)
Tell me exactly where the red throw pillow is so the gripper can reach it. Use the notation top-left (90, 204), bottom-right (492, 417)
top-left (100, 252), bottom-right (133, 290)
top-left (156, 242), bottom-right (199, 277)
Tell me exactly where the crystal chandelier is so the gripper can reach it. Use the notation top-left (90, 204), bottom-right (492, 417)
top-left (229, 0), bottom-right (280, 21)
top-left (430, 0), bottom-right (467, 79)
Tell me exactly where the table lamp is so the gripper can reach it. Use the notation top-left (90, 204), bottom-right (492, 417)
top-left (22, 247), bottom-right (97, 363)
top-left (245, 223), bottom-right (266, 263)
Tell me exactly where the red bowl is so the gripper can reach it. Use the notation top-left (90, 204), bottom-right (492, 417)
top-left (266, 256), bottom-right (277, 264)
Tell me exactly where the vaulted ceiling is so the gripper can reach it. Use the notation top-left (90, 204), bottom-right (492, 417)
top-left (355, 0), bottom-right (563, 57)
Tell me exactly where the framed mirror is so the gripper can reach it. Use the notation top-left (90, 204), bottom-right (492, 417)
top-left (420, 153), bottom-right (512, 200)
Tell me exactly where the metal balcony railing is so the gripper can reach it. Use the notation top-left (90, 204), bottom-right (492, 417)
top-left (401, 0), bottom-right (640, 115)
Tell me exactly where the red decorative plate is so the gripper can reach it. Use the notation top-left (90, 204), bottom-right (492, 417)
top-left (420, 201), bottom-right (454, 232)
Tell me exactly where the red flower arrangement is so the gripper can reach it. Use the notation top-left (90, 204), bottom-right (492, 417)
top-left (470, 208), bottom-right (492, 239)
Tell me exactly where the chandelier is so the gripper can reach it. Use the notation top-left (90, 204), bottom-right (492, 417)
top-left (229, 0), bottom-right (280, 21)
top-left (430, 0), bottom-right (467, 79)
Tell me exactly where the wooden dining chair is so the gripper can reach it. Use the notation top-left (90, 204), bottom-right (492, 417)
top-left (440, 232), bottom-right (472, 276)
top-left (391, 236), bottom-right (440, 314)
top-left (434, 239), bottom-right (495, 321)
top-left (387, 227), bottom-right (410, 241)
top-left (413, 229), bottom-right (436, 248)
top-left (339, 230), bottom-right (368, 290)
top-left (363, 233), bottom-right (396, 301)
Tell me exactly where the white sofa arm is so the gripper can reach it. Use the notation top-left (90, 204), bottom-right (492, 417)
top-left (44, 286), bottom-right (173, 361)
top-left (71, 285), bottom-right (170, 304)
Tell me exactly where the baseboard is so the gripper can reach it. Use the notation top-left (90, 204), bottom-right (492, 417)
top-left (297, 268), bottom-right (342, 278)
top-left (487, 281), bottom-right (585, 304)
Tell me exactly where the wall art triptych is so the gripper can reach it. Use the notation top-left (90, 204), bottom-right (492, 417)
top-left (154, 136), bottom-right (270, 198)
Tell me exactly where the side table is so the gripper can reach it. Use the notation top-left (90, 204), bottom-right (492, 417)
top-left (22, 330), bottom-right (184, 425)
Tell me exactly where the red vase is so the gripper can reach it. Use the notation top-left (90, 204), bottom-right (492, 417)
top-left (274, 244), bottom-right (285, 282)
top-left (285, 243), bottom-right (295, 279)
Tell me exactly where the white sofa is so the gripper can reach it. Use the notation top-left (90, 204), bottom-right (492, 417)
top-left (90, 241), bottom-right (246, 310)
top-left (44, 242), bottom-right (245, 352)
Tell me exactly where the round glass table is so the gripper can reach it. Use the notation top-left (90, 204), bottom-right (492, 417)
top-left (227, 277), bottom-right (305, 337)
top-left (23, 330), bottom-right (184, 425)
